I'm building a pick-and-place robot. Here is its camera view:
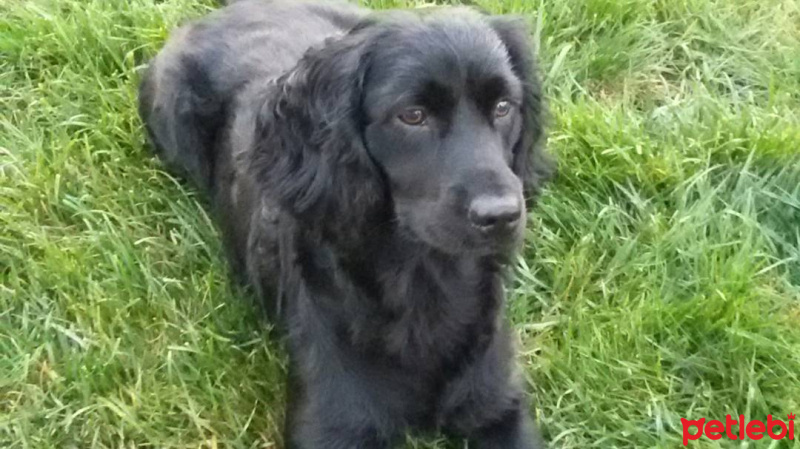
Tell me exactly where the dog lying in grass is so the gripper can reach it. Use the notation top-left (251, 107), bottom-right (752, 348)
top-left (138, 0), bottom-right (554, 447)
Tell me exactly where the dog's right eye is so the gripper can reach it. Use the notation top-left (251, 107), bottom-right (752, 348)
top-left (398, 107), bottom-right (428, 126)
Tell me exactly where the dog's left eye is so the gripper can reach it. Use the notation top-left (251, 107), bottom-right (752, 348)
top-left (398, 107), bottom-right (428, 126)
top-left (494, 100), bottom-right (512, 118)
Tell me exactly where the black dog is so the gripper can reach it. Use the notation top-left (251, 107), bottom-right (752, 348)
top-left (138, 0), bottom-right (554, 447)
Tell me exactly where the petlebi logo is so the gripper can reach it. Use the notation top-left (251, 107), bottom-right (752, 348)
top-left (681, 413), bottom-right (796, 446)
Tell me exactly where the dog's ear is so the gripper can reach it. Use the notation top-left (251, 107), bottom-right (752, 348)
top-left (489, 16), bottom-right (555, 202)
top-left (247, 22), bottom-right (387, 245)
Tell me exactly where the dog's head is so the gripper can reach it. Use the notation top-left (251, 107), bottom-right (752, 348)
top-left (250, 7), bottom-right (553, 255)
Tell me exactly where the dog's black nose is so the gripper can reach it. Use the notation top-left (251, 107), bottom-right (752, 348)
top-left (468, 195), bottom-right (521, 230)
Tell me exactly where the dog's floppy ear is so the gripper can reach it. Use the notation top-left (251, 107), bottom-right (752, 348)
top-left (247, 22), bottom-right (387, 245)
top-left (489, 15), bottom-right (555, 202)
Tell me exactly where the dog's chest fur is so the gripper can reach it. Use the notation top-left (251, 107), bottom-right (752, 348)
top-left (298, 241), bottom-right (502, 356)
top-left (360, 248), bottom-right (502, 371)
top-left (288, 232), bottom-right (507, 393)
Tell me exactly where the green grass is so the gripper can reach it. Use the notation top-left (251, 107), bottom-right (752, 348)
top-left (2, 0), bottom-right (799, 447)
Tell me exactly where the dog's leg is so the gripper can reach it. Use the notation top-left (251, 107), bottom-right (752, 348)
top-left (446, 390), bottom-right (545, 449)
top-left (282, 344), bottom-right (400, 449)
top-left (466, 407), bottom-right (545, 449)
top-left (285, 423), bottom-right (392, 449)
top-left (283, 380), bottom-right (397, 449)
top-left (440, 327), bottom-right (546, 449)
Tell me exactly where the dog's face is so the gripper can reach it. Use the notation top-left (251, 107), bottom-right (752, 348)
top-left (251, 8), bottom-right (549, 255)
top-left (360, 14), bottom-right (535, 255)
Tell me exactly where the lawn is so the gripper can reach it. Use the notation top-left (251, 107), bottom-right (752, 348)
top-left (2, 0), bottom-right (799, 447)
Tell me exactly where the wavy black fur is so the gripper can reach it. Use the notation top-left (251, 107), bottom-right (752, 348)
top-left (138, 1), bottom-right (554, 447)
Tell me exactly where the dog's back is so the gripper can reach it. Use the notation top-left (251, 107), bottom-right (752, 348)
top-left (138, 0), bottom-right (365, 190)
